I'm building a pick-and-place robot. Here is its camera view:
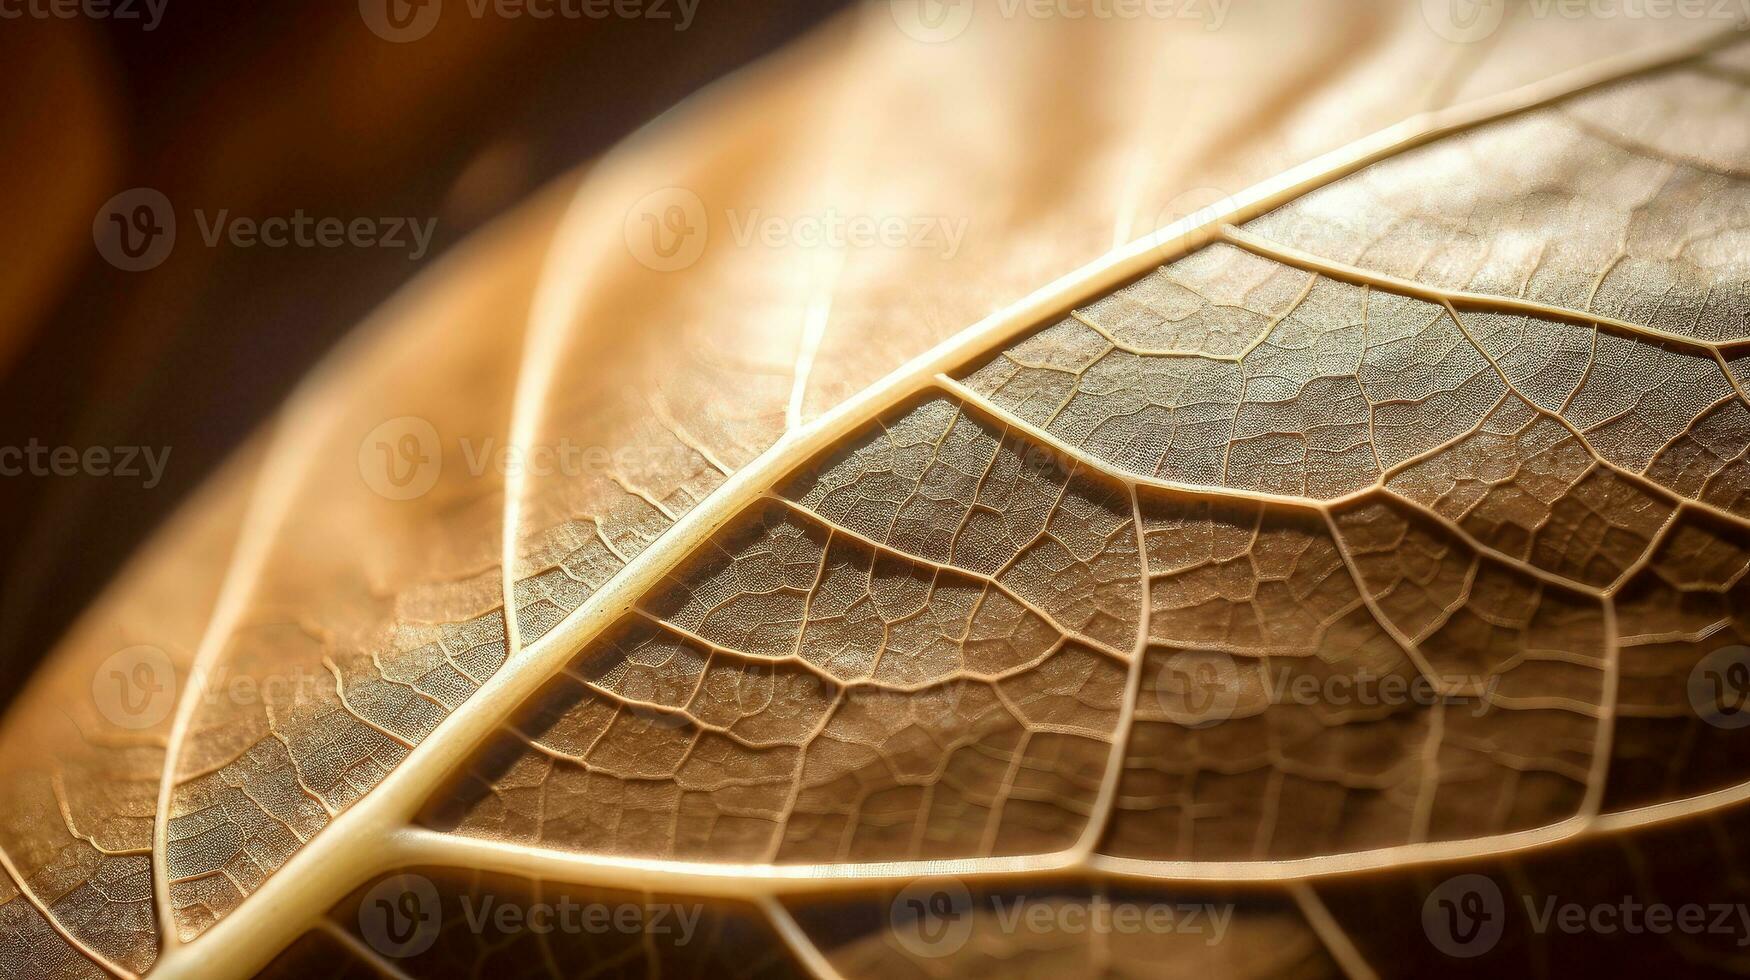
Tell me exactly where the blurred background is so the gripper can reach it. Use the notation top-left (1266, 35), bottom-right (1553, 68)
top-left (0, 0), bottom-right (848, 709)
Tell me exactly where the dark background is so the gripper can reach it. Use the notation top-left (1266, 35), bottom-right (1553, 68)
top-left (0, 0), bottom-right (847, 710)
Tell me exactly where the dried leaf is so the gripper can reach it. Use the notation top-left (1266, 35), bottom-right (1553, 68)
top-left (3, 4), bottom-right (1748, 977)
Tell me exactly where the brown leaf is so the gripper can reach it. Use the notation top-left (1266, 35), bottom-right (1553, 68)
top-left (2, 3), bottom-right (1746, 977)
